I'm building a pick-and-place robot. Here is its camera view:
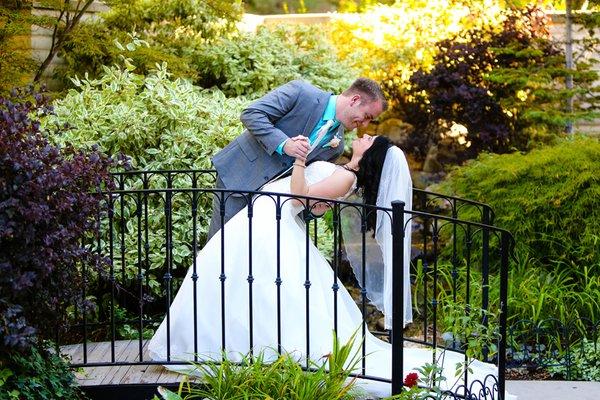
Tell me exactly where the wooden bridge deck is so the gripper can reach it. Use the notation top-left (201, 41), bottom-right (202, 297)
top-left (60, 340), bottom-right (187, 386)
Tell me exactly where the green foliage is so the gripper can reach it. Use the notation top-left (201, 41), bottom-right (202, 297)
top-left (436, 137), bottom-right (600, 268)
top-left (57, 0), bottom-right (353, 97)
top-left (0, 345), bottom-right (84, 400)
top-left (58, 27), bottom-right (197, 88)
top-left (414, 253), bottom-right (600, 333)
top-left (549, 337), bottom-right (600, 381)
top-left (157, 330), bottom-right (362, 400)
top-left (485, 11), bottom-right (599, 140)
top-left (110, 303), bottom-right (157, 340)
top-left (441, 303), bottom-right (499, 360)
top-left (192, 24), bottom-right (356, 97)
top-left (44, 64), bottom-right (248, 169)
top-left (0, 2), bottom-right (38, 94)
top-left (426, 138), bottom-right (600, 327)
top-left (100, 0), bottom-right (242, 39)
top-left (56, 0), bottom-right (243, 87)
top-left (507, 254), bottom-right (600, 325)
top-left (41, 64), bottom-right (249, 299)
top-left (245, 0), bottom-right (337, 14)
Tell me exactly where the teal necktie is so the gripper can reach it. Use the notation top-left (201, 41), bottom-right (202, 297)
top-left (309, 119), bottom-right (334, 154)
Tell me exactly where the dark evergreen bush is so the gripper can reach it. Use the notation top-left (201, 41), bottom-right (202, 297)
top-left (0, 87), bottom-right (117, 352)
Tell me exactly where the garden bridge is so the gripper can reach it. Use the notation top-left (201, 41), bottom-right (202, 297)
top-left (56, 169), bottom-right (514, 399)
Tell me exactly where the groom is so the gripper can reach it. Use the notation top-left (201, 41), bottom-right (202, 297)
top-left (208, 77), bottom-right (388, 239)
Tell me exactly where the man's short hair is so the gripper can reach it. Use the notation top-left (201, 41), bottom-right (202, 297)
top-left (343, 77), bottom-right (388, 111)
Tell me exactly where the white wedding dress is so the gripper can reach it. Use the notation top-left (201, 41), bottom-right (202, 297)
top-left (148, 161), bottom-right (514, 399)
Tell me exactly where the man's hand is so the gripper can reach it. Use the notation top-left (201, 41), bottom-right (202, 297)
top-left (283, 135), bottom-right (310, 161)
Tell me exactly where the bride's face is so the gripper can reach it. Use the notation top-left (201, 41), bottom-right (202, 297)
top-left (352, 134), bottom-right (377, 157)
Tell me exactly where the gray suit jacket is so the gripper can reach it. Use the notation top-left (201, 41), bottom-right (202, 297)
top-left (212, 80), bottom-right (345, 191)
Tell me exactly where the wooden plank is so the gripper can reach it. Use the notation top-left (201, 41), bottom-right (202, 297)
top-left (61, 340), bottom-right (200, 387)
top-left (99, 340), bottom-right (133, 385)
top-left (120, 364), bottom-right (151, 385)
top-left (103, 339), bottom-right (149, 385)
top-left (100, 340), bottom-right (139, 385)
top-left (59, 343), bottom-right (81, 361)
top-left (155, 368), bottom-right (186, 385)
top-left (62, 341), bottom-right (99, 365)
top-left (74, 342), bottom-right (112, 384)
top-left (137, 343), bottom-right (169, 384)
top-left (119, 341), bottom-right (151, 384)
top-left (137, 364), bottom-right (167, 384)
top-left (85, 341), bottom-right (132, 385)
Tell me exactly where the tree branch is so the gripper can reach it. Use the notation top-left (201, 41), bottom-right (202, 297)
top-left (33, 0), bottom-right (95, 82)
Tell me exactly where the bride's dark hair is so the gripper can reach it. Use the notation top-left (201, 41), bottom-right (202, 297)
top-left (355, 135), bottom-right (393, 232)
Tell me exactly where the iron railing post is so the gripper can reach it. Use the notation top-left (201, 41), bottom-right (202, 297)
top-left (391, 200), bottom-right (405, 395)
top-left (482, 205), bottom-right (491, 361)
top-left (498, 231), bottom-right (510, 400)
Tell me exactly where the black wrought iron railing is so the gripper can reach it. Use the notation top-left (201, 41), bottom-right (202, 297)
top-left (57, 169), bottom-right (514, 399)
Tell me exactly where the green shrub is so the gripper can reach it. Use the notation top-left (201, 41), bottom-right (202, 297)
top-left (193, 24), bottom-right (356, 97)
top-left (435, 136), bottom-right (600, 269)
top-left (57, 1), bottom-right (354, 97)
top-left (426, 137), bottom-right (600, 328)
top-left (56, 0), bottom-right (243, 87)
top-left (45, 65), bottom-right (248, 170)
top-left (42, 65), bottom-right (250, 299)
top-left (0, 3), bottom-right (39, 95)
top-left (0, 345), bottom-right (85, 400)
top-left (58, 27), bottom-right (196, 88)
top-left (154, 330), bottom-right (362, 400)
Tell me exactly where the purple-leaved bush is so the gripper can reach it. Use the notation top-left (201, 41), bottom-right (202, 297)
top-left (0, 87), bottom-right (116, 352)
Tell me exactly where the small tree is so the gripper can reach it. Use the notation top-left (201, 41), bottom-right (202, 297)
top-left (395, 6), bottom-right (599, 161)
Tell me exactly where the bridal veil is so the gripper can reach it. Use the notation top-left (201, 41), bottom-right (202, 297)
top-left (342, 146), bottom-right (413, 329)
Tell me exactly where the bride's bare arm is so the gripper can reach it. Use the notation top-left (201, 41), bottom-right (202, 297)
top-left (290, 160), bottom-right (355, 208)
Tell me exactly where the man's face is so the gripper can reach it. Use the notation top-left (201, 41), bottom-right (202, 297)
top-left (339, 95), bottom-right (384, 130)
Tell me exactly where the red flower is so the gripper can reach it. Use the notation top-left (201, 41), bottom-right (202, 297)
top-left (403, 372), bottom-right (419, 388)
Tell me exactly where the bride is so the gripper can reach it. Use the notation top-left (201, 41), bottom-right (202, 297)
top-left (148, 134), bottom-right (512, 399)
